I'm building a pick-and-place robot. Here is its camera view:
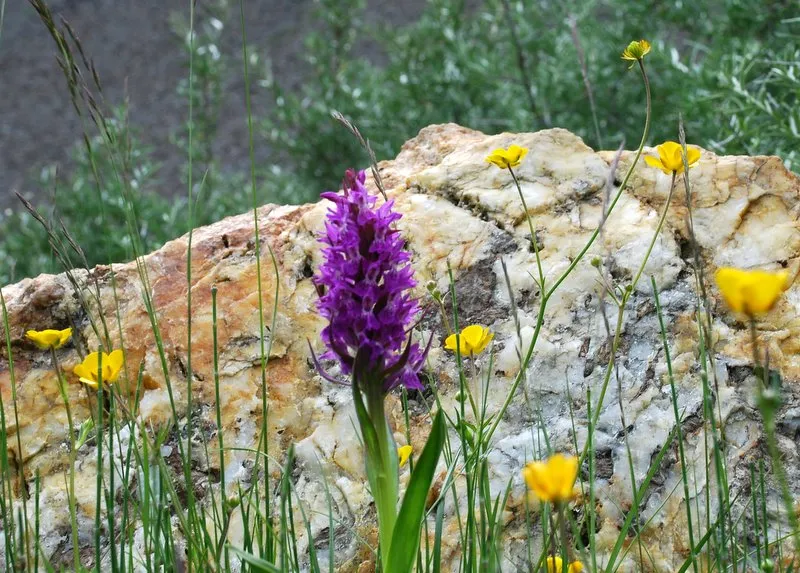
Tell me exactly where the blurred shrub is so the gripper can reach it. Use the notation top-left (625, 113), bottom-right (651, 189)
top-left (0, 111), bottom-right (180, 283)
top-left (266, 0), bottom-right (800, 202)
top-left (2, 0), bottom-right (798, 283)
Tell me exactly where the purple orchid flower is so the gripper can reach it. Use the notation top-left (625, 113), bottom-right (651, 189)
top-left (312, 169), bottom-right (428, 393)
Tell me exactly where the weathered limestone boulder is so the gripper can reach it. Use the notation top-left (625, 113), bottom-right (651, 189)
top-left (2, 124), bottom-right (799, 570)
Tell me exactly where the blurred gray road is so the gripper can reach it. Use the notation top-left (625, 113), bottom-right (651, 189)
top-left (0, 0), bottom-right (427, 208)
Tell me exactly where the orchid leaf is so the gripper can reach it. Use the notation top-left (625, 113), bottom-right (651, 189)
top-left (385, 410), bottom-right (445, 573)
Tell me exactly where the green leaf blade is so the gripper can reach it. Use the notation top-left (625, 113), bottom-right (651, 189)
top-left (385, 410), bottom-right (446, 573)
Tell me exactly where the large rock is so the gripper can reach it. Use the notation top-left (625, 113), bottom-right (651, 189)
top-left (1, 124), bottom-right (799, 570)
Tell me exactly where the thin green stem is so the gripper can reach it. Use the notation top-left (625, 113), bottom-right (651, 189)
top-left (653, 277), bottom-right (699, 573)
top-left (239, 2), bottom-right (282, 558)
top-left (631, 172), bottom-right (676, 290)
top-left (508, 166), bottom-right (545, 290)
top-left (0, 292), bottom-right (31, 568)
top-left (579, 153), bottom-right (674, 468)
top-left (184, 0), bottom-right (196, 546)
top-left (366, 390), bottom-right (398, 561)
top-left (750, 318), bottom-right (800, 559)
top-left (544, 59), bottom-right (652, 301)
top-left (50, 347), bottom-right (80, 571)
top-left (483, 59), bottom-right (652, 446)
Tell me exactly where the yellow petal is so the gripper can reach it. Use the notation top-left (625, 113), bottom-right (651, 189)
top-left (656, 141), bottom-right (681, 172)
top-left (79, 376), bottom-right (99, 390)
top-left (669, 143), bottom-right (685, 173)
top-left (523, 461), bottom-right (555, 502)
top-left (569, 561), bottom-right (585, 573)
top-left (485, 149), bottom-right (511, 169)
top-left (546, 556), bottom-right (564, 573)
top-left (715, 268), bottom-right (789, 315)
top-left (74, 352), bottom-right (100, 381)
top-left (460, 325), bottom-right (485, 353)
top-left (742, 272), bottom-right (789, 314)
top-left (105, 349), bottom-right (125, 383)
top-left (523, 453), bottom-right (578, 503)
top-left (644, 155), bottom-right (670, 174)
top-left (444, 332), bottom-right (467, 354)
top-left (398, 445), bottom-right (413, 467)
top-left (72, 363), bottom-right (91, 381)
top-left (507, 145), bottom-right (529, 167)
top-left (715, 268), bottom-right (746, 312)
top-left (473, 328), bottom-right (494, 355)
top-left (685, 146), bottom-right (702, 167)
top-left (57, 328), bottom-right (73, 348)
top-left (549, 453), bottom-right (579, 501)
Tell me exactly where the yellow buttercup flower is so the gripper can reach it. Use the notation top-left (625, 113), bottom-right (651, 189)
top-left (715, 268), bottom-right (789, 316)
top-left (398, 445), bottom-right (413, 468)
top-left (546, 556), bottom-right (584, 573)
top-left (73, 350), bottom-right (125, 389)
top-left (444, 325), bottom-right (494, 356)
top-left (644, 141), bottom-right (701, 175)
top-left (26, 327), bottom-right (72, 350)
top-left (485, 145), bottom-right (528, 169)
top-left (522, 453), bottom-right (578, 504)
top-left (621, 39), bottom-right (651, 68)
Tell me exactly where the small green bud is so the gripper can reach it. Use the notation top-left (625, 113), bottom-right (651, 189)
top-left (426, 280), bottom-right (442, 301)
top-left (225, 495), bottom-right (241, 511)
top-left (76, 418), bottom-right (95, 450)
top-left (590, 257), bottom-right (602, 268)
top-left (757, 386), bottom-right (782, 417)
top-left (761, 558), bottom-right (775, 572)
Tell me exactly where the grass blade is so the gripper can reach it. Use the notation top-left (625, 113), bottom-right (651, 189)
top-left (385, 410), bottom-right (445, 573)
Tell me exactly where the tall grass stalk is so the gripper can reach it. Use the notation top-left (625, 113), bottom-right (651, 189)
top-left (239, 0), bottom-right (283, 561)
top-left (653, 277), bottom-right (699, 573)
top-left (485, 57), bottom-right (652, 449)
top-left (0, 291), bottom-right (31, 569)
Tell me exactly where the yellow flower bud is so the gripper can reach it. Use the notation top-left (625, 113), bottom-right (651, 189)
top-left (522, 453), bottom-right (578, 504)
top-left (621, 39), bottom-right (651, 68)
top-left (714, 267), bottom-right (789, 316)
top-left (444, 325), bottom-right (494, 356)
top-left (25, 327), bottom-right (73, 350)
top-left (485, 145), bottom-right (528, 169)
top-left (73, 349), bottom-right (125, 389)
top-left (644, 141), bottom-right (701, 175)
top-left (398, 445), bottom-right (413, 468)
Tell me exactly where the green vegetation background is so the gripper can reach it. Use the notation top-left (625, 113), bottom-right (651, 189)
top-left (2, 0), bottom-right (798, 284)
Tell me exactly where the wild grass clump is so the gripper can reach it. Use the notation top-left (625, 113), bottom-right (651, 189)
top-left (1, 1), bottom-right (799, 572)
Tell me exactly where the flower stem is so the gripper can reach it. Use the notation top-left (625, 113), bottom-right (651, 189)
top-left (508, 166), bottom-right (545, 290)
top-left (557, 503), bottom-right (569, 568)
top-left (484, 60), bottom-right (652, 447)
top-left (366, 390), bottom-right (398, 561)
top-left (51, 347), bottom-right (80, 572)
top-left (631, 172), bottom-right (676, 290)
top-left (543, 59), bottom-right (651, 301)
top-left (750, 318), bottom-right (800, 559)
